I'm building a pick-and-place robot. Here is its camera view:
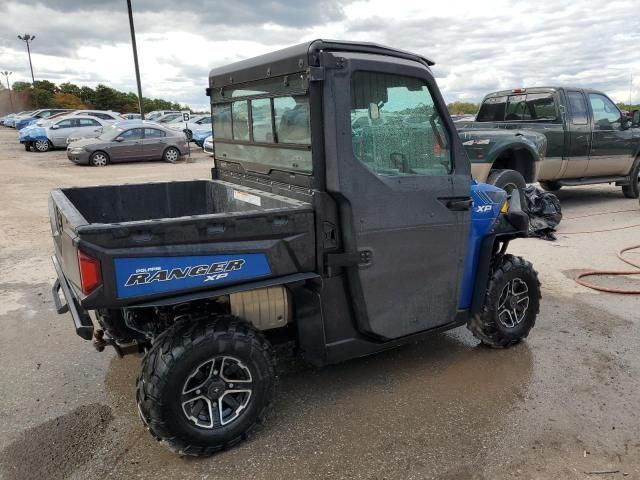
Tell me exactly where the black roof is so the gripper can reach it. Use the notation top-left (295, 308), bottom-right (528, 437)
top-left (208, 39), bottom-right (435, 91)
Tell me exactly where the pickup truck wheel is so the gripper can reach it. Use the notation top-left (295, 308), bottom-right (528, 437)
top-left (467, 254), bottom-right (540, 348)
top-left (621, 158), bottom-right (640, 199)
top-left (163, 146), bottom-right (180, 163)
top-left (136, 315), bottom-right (276, 457)
top-left (90, 151), bottom-right (109, 167)
top-left (487, 169), bottom-right (526, 194)
top-left (539, 181), bottom-right (562, 192)
top-left (34, 139), bottom-right (52, 152)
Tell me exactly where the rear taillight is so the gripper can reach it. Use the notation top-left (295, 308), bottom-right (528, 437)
top-left (78, 250), bottom-right (102, 295)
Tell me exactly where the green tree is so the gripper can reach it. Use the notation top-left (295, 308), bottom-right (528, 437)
top-left (59, 82), bottom-right (81, 97)
top-left (447, 101), bottom-right (480, 115)
top-left (34, 80), bottom-right (57, 95)
top-left (12, 81), bottom-right (32, 92)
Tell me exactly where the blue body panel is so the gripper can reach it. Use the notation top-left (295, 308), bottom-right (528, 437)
top-left (19, 126), bottom-right (48, 144)
top-left (16, 117), bottom-right (38, 130)
top-left (458, 181), bottom-right (507, 309)
top-left (192, 128), bottom-right (213, 146)
top-left (114, 253), bottom-right (271, 299)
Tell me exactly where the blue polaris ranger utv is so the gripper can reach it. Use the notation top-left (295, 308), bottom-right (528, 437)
top-left (49, 40), bottom-right (540, 456)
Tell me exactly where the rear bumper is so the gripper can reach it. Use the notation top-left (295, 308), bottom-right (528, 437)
top-left (51, 255), bottom-right (94, 340)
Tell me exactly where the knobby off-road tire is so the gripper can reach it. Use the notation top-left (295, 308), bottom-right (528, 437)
top-left (467, 254), bottom-right (541, 348)
top-left (136, 315), bottom-right (276, 456)
top-left (539, 180), bottom-right (562, 192)
top-left (621, 157), bottom-right (640, 199)
top-left (487, 169), bottom-right (527, 194)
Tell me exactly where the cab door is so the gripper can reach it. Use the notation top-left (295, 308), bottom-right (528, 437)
top-left (587, 92), bottom-right (635, 176)
top-left (323, 54), bottom-right (471, 340)
top-left (562, 90), bottom-right (591, 178)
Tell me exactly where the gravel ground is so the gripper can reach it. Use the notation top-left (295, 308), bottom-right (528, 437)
top-left (0, 126), bottom-right (639, 480)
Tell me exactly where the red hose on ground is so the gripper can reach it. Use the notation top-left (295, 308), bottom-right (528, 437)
top-left (575, 244), bottom-right (640, 294)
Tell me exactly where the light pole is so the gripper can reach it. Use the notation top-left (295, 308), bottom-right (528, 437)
top-left (126, 0), bottom-right (145, 119)
top-left (17, 34), bottom-right (37, 107)
top-left (1, 71), bottom-right (14, 110)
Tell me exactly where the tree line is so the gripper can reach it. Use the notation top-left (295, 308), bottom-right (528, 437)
top-left (11, 80), bottom-right (191, 113)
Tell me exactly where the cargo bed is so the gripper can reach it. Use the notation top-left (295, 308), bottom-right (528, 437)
top-left (49, 179), bottom-right (315, 308)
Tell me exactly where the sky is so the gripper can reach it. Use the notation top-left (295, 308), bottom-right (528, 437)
top-left (0, 0), bottom-right (639, 110)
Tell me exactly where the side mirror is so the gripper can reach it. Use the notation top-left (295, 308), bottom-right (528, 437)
top-left (632, 110), bottom-right (640, 127)
top-left (51, 124), bottom-right (59, 130)
top-left (114, 137), bottom-right (124, 142)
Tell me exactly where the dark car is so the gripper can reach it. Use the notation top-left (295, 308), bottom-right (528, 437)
top-left (66, 123), bottom-right (189, 166)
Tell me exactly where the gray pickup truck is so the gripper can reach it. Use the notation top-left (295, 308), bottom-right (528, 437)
top-left (458, 87), bottom-right (640, 197)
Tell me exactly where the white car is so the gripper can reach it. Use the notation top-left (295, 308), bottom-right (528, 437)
top-left (168, 115), bottom-right (212, 139)
top-left (146, 110), bottom-right (180, 121)
top-left (203, 135), bottom-right (214, 155)
top-left (20, 115), bottom-right (108, 152)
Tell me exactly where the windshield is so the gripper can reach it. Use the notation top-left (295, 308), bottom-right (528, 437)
top-left (98, 126), bottom-right (124, 141)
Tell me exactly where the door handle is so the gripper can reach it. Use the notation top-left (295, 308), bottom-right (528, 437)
top-left (441, 197), bottom-right (473, 211)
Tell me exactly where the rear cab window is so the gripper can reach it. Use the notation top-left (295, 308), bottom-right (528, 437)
top-left (210, 73), bottom-right (312, 174)
top-left (477, 91), bottom-right (559, 122)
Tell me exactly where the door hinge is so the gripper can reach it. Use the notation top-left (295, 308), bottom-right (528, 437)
top-left (326, 249), bottom-right (373, 268)
top-left (308, 66), bottom-right (324, 82)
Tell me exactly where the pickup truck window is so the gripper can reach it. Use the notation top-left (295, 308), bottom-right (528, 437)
top-left (589, 93), bottom-right (621, 130)
top-left (477, 96), bottom-right (507, 122)
top-left (567, 91), bottom-right (588, 125)
top-left (478, 93), bottom-right (558, 122)
top-left (212, 104), bottom-right (232, 139)
top-left (350, 71), bottom-right (451, 177)
top-left (274, 96), bottom-right (311, 144)
top-left (251, 98), bottom-right (274, 143)
top-left (232, 101), bottom-right (250, 141)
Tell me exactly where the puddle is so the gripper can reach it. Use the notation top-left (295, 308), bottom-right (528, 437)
top-left (0, 404), bottom-right (113, 480)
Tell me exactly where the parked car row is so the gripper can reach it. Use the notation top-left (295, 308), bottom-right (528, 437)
top-left (2, 107), bottom-right (214, 166)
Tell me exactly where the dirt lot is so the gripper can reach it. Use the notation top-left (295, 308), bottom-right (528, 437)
top-left (0, 126), bottom-right (639, 480)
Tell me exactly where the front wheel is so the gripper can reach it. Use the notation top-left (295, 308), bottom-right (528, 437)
top-left (487, 169), bottom-right (527, 194)
top-left (136, 315), bottom-right (276, 456)
top-left (89, 151), bottom-right (109, 167)
top-left (621, 157), bottom-right (640, 199)
top-left (33, 139), bottom-right (52, 152)
top-left (467, 254), bottom-right (540, 348)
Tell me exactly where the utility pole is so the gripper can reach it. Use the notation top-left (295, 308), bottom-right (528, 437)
top-left (126, 0), bottom-right (145, 119)
top-left (17, 34), bottom-right (37, 106)
top-left (1, 71), bottom-right (14, 111)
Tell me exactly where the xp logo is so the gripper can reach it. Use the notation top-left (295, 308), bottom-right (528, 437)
top-left (475, 205), bottom-right (492, 213)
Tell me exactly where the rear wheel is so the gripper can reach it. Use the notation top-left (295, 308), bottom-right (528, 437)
top-left (487, 169), bottom-right (526, 194)
top-left (539, 181), bottom-right (562, 192)
top-left (90, 151), bottom-right (109, 167)
top-left (622, 157), bottom-right (640, 199)
top-left (163, 146), bottom-right (180, 163)
top-left (34, 139), bottom-right (52, 152)
top-left (467, 254), bottom-right (540, 348)
top-left (136, 315), bottom-right (276, 456)
top-left (24, 142), bottom-right (31, 152)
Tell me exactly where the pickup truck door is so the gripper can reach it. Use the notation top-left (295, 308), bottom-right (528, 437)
top-left (324, 54), bottom-right (470, 340)
top-left (562, 90), bottom-right (590, 178)
top-left (586, 92), bottom-right (635, 176)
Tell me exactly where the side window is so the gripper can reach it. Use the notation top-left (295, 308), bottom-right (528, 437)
top-left (589, 93), bottom-right (621, 130)
top-left (274, 96), bottom-right (310, 144)
top-left (56, 119), bottom-right (75, 129)
top-left (197, 116), bottom-right (212, 124)
top-left (120, 128), bottom-right (143, 140)
top-left (212, 104), bottom-right (232, 139)
top-left (78, 118), bottom-right (100, 127)
top-left (567, 92), bottom-right (588, 125)
top-left (144, 128), bottom-right (165, 138)
top-left (525, 93), bottom-right (558, 121)
top-left (232, 100), bottom-right (249, 141)
top-left (350, 71), bottom-right (451, 177)
top-left (251, 98), bottom-right (274, 143)
top-left (477, 96), bottom-right (507, 122)
top-left (94, 113), bottom-right (111, 120)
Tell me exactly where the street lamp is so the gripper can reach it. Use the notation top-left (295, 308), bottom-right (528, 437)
top-left (17, 34), bottom-right (37, 106)
top-left (126, 1), bottom-right (145, 119)
top-left (1, 71), bottom-right (14, 110)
